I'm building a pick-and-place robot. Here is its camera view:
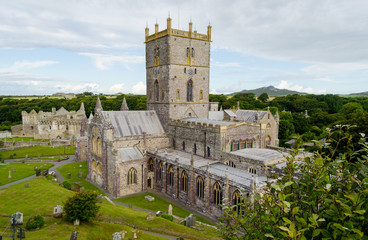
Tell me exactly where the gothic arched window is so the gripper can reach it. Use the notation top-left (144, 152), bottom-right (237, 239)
top-left (154, 80), bottom-right (159, 102)
top-left (148, 158), bottom-right (154, 172)
top-left (187, 79), bottom-right (193, 102)
top-left (128, 168), bottom-right (137, 185)
top-left (168, 165), bottom-right (174, 186)
top-left (158, 162), bottom-right (163, 180)
top-left (196, 176), bottom-right (204, 199)
top-left (181, 170), bottom-right (188, 192)
top-left (233, 190), bottom-right (241, 214)
top-left (213, 182), bottom-right (223, 206)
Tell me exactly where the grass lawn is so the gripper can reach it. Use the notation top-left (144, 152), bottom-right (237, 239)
top-left (0, 162), bottom-right (54, 186)
top-left (0, 146), bottom-right (75, 160)
top-left (3, 137), bottom-right (50, 142)
top-left (57, 162), bottom-right (105, 195)
top-left (115, 193), bottom-right (213, 225)
top-left (0, 177), bottom-right (221, 240)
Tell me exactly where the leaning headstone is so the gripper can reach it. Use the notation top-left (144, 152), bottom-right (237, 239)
top-left (24, 183), bottom-right (29, 188)
top-left (73, 219), bottom-right (80, 226)
top-left (17, 228), bottom-right (26, 238)
top-left (53, 205), bottom-right (63, 218)
top-left (155, 211), bottom-right (162, 216)
top-left (112, 232), bottom-right (122, 240)
top-left (146, 213), bottom-right (155, 221)
top-left (67, 173), bottom-right (71, 179)
top-left (168, 204), bottom-right (173, 215)
top-left (70, 231), bottom-right (78, 240)
top-left (11, 168), bottom-right (15, 173)
top-left (11, 212), bottom-right (23, 225)
top-left (8, 170), bottom-right (12, 179)
top-left (189, 214), bottom-right (196, 227)
top-left (78, 171), bottom-right (82, 178)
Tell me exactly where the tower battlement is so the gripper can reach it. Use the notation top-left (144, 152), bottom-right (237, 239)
top-left (145, 17), bottom-right (212, 43)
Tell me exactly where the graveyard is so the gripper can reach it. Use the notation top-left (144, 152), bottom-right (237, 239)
top-left (0, 146), bottom-right (75, 160)
top-left (0, 162), bottom-right (54, 185)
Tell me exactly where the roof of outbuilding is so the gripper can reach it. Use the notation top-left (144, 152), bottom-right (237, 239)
top-left (118, 147), bottom-right (144, 161)
top-left (229, 148), bottom-right (287, 164)
top-left (235, 110), bottom-right (267, 123)
top-left (208, 111), bottom-right (224, 121)
top-left (102, 110), bottom-right (165, 137)
top-left (224, 109), bottom-right (236, 117)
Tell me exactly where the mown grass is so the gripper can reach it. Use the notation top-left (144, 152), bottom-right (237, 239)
top-left (57, 162), bottom-right (105, 195)
top-left (0, 162), bottom-right (54, 186)
top-left (114, 193), bottom-right (213, 225)
top-left (3, 137), bottom-right (50, 142)
top-left (0, 146), bottom-right (75, 160)
top-left (0, 177), bottom-right (221, 240)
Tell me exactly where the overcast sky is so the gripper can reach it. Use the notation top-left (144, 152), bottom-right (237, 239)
top-left (0, 0), bottom-right (367, 95)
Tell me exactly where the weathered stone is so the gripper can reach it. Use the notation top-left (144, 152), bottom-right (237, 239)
top-left (78, 171), bottom-right (82, 178)
top-left (70, 231), bottom-right (78, 240)
top-left (17, 228), bottom-right (25, 238)
top-left (67, 173), bottom-right (71, 179)
top-left (73, 219), bottom-right (80, 226)
top-left (8, 170), bottom-right (11, 179)
top-left (98, 194), bottom-right (103, 203)
top-left (11, 212), bottom-right (23, 225)
top-left (144, 195), bottom-right (155, 202)
top-left (168, 204), bottom-right (173, 215)
top-left (112, 232), bottom-right (122, 240)
top-left (53, 205), bottom-right (63, 218)
top-left (79, 187), bottom-right (85, 192)
top-left (24, 183), bottom-right (29, 188)
top-left (155, 211), bottom-right (162, 216)
top-left (145, 213), bottom-right (155, 221)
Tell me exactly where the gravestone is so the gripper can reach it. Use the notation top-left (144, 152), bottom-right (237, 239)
top-left (52, 178), bottom-right (58, 182)
top-left (9, 154), bottom-right (13, 159)
top-left (25, 154), bottom-right (28, 159)
top-left (11, 168), bottom-right (15, 173)
top-left (144, 195), bottom-right (155, 202)
top-left (184, 214), bottom-right (196, 227)
top-left (168, 204), bottom-right (173, 215)
top-left (78, 171), bottom-right (82, 178)
top-left (11, 212), bottom-right (23, 225)
top-left (24, 183), bottom-right (29, 188)
top-left (132, 230), bottom-right (139, 239)
top-left (53, 205), bottom-right (63, 218)
top-left (73, 219), bottom-right (80, 226)
top-left (17, 228), bottom-right (25, 238)
top-left (112, 232), bottom-right (122, 240)
top-left (34, 166), bottom-right (38, 171)
top-left (155, 211), bottom-right (162, 216)
top-left (98, 194), bottom-right (103, 203)
top-left (67, 173), bottom-right (71, 179)
top-left (121, 230), bottom-right (127, 239)
top-left (70, 231), bottom-right (78, 240)
top-left (8, 170), bottom-right (11, 179)
top-left (146, 213), bottom-right (155, 221)
top-left (79, 165), bottom-right (82, 168)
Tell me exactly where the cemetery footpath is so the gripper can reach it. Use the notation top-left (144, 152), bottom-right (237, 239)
top-left (0, 155), bottom-right (75, 189)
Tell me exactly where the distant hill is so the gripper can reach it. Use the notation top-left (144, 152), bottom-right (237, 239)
top-left (346, 91), bottom-right (368, 97)
top-left (232, 86), bottom-right (306, 97)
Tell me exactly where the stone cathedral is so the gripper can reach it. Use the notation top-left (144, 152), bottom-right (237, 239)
top-left (79, 17), bottom-right (285, 219)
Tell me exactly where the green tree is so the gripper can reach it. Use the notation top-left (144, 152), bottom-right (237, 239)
top-left (64, 191), bottom-right (100, 223)
top-left (258, 92), bottom-right (269, 103)
top-left (219, 127), bottom-right (368, 239)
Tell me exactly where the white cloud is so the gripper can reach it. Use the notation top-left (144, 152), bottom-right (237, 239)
top-left (80, 53), bottom-right (144, 70)
top-left (54, 83), bottom-right (99, 93)
top-left (108, 83), bottom-right (125, 93)
top-left (276, 80), bottom-right (326, 94)
top-left (212, 61), bottom-right (241, 68)
top-left (131, 82), bottom-right (146, 94)
top-left (0, 60), bottom-right (57, 72)
top-left (14, 80), bottom-right (41, 86)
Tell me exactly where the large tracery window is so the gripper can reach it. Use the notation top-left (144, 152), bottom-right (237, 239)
top-left (181, 170), bottom-right (188, 192)
top-left (128, 168), bottom-right (137, 185)
top-left (233, 190), bottom-right (242, 215)
top-left (154, 80), bottom-right (159, 102)
top-left (196, 176), bottom-right (204, 199)
top-left (187, 79), bottom-right (193, 102)
top-left (213, 182), bottom-right (223, 206)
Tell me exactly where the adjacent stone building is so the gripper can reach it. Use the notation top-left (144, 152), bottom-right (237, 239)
top-left (15, 103), bottom-right (86, 141)
top-left (81, 18), bottom-right (285, 219)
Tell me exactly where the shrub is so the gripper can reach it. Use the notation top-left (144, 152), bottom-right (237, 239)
top-left (64, 191), bottom-right (100, 222)
top-left (25, 215), bottom-right (44, 230)
top-left (62, 180), bottom-right (72, 190)
top-left (161, 214), bottom-right (173, 221)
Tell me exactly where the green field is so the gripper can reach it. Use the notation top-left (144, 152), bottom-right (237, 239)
top-left (0, 162), bottom-right (54, 186)
top-left (0, 177), bottom-right (221, 240)
top-left (57, 162), bottom-right (105, 195)
top-left (0, 146), bottom-right (75, 160)
top-left (115, 193), bottom-right (212, 224)
top-left (2, 137), bottom-right (50, 142)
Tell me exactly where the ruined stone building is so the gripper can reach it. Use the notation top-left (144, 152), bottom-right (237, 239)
top-left (80, 18), bottom-right (285, 219)
top-left (15, 103), bottom-right (86, 141)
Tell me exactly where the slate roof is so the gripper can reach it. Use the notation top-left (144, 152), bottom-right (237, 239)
top-left (56, 107), bottom-right (69, 115)
top-left (229, 148), bottom-right (287, 164)
top-left (235, 110), bottom-right (267, 123)
top-left (118, 147), bottom-right (144, 161)
top-left (182, 117), bottom-right (235, 126)
top-left (224, 110), bottom-right (236, 117)
top-left (208, 111), bottom-right (224, 121)
top-left (101, 111), bottom-right (165, 137)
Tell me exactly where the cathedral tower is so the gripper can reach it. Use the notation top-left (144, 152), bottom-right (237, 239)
top-left (145, 17), bottom-right (212, 129)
